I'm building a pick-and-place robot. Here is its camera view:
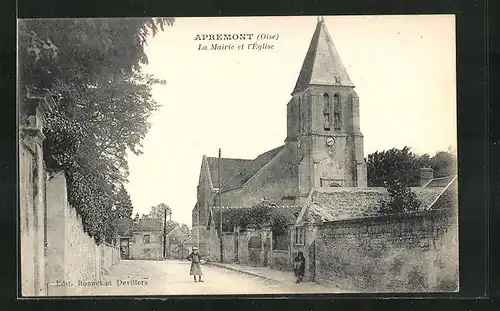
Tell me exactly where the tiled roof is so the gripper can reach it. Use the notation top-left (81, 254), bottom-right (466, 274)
top-left (428, 177), bottom-right (458, 210)
top-left (224, 146), bottom-right (284, 191)
top-left (301, 185), bottom-right (447, 224)
top-left (207, 145), bottom-right (285, 192)
top-left (133, 219), bottom-right (163, 232)
top-left (412, 187), bottom-right (448, 210)
top-left (424, 175), bottom-right (456, 187)
top-left (292, 19), bottom-right (354, 94)
top-left (305, 188), bottom-right (385, 223)
top-left (207, 157), bottom-right (252, 190)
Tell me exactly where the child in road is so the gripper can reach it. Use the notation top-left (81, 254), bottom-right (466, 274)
top-left (186, 247), bottom-right (203, 282)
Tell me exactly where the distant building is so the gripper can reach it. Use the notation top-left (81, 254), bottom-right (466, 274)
top-left (118, 214), bottom-right (165, 260)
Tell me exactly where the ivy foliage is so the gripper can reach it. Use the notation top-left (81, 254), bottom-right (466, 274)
top-left (378, 180), bottom-right (422, 215)
top-left (19, 18), bottom-right (174, 243)
top-left (214, 203), bottom-right (291, 235)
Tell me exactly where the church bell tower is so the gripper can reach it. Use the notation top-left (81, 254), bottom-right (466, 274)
top-left (286, 17), bottom-right (367, 197)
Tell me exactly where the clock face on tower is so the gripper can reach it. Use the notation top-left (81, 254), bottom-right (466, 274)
top-left (326, 136), bottom-right (335, 147)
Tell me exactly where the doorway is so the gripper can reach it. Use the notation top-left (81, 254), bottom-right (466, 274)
top-left (120, 239), bottom-right (130, 259)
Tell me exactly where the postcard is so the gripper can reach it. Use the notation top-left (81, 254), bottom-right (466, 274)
top-left (18, 15), bottom-right (458, 296)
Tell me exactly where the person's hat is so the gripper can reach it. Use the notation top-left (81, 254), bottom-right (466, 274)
top-left (193, 246), bottom-right (198, 250)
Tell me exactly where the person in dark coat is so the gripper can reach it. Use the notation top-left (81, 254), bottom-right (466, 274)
top-left (186, 247), bottom-right (203, 282)
top-left (293, 252), bottom-right (305, 283)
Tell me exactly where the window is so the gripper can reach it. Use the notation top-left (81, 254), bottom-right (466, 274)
top-left (294, 227), bottom-right (305, 245)
top-left (298, 97), bottom-right (301, 133)
top-left (334, 76), bottom-right (341, 84)
top-left (323, 93), bottom-right (331, 131)
top-left (143, 234), bottom-right (150, 244)
top-left (334, 93), bottom-right (342, 130)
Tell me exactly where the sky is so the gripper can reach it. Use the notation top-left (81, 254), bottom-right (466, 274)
top-left (125, 15), bottom-right (457, 227)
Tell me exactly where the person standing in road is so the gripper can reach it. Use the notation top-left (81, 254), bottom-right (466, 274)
top-left (187, 247), bottom-right (203, 282)
top-left (293, 252), bottom-right (305, 283)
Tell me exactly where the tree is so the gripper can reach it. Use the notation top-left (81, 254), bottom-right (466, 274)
top-left (366, 147), bottom-right (458, 188)
top-left (147, 203), bottom-right (172, 220)
top-left (366, 146), bottom-right (422, 187)
top-left (114, 185), bottom-right (133, 219)
top-left (180, 224), bottom-right (191, 236)
top-left (19, 18), bottom-right (175, 243)
top-left (378, 180), bottom-right (422, 215)
top-left (430, 150), bottom-right (457, 177)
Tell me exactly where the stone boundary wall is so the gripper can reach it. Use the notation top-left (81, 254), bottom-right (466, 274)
top-left (45, 172), bottom-right (120, 296)
top-left (315, 208), bottom-right (458, 292)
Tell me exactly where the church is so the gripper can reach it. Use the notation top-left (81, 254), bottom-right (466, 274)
top-left (191, 18), bottom-right (453, 258)
top-left (194, 18), bottom-right (366, 228)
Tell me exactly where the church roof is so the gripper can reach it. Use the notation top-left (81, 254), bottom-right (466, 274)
top-left (207, 145), bottom-right (284, 192)
top-left (206, 157), bottom-right (252, 190)
top-left (292, 18), bottom-right (355, 95)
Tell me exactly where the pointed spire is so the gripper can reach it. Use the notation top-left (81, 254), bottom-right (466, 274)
top-left (292, 17), bottom-right (354, 95)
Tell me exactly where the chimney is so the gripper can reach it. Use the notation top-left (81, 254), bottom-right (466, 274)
top-left (134, 213), bottom-right (140, 224)
top-left (420, 167), bottom-right (434, 187)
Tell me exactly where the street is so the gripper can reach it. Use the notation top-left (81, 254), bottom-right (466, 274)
top-left (79, 259), bottom-right (345, 296)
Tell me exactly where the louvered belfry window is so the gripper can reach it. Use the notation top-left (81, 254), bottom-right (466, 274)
top-left (323, 93), bottom-right (331, 131)
top-left (334, 93), bottom-right (342, 130)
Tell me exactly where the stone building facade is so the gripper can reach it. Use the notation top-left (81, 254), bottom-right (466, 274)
top-left (118, 216), bottom-right (172, 260)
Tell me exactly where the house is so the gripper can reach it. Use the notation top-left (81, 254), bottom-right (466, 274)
top-left (118, 214), bottom-right (165, 260)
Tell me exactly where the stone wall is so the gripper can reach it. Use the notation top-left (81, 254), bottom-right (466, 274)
top-left (20, 115), bottom-right (48, 296)
top-left (236, 232), bottom-right (249, 265)
top-left (19, 140), bottom-right (41, 296)
top-left (101, 243), bottom-right (120, 271)
top-left (315, 208), bottom-right (458, 292)
top-left (221, 233), bottom-right (235, 262)
top-left (192, 226), bottom-right (220, 261)
top-left (269, 250), bottom-right (290, 271)
top-left (45, 172), bottom-right (120, 296)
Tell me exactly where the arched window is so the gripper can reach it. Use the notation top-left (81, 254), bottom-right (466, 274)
top-left (334, 93), bottom-right (341, 130)
top-left (323, 93), bottom-right (331, 131)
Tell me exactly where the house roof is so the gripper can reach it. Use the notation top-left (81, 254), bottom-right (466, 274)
top-left (424, 175), bottom-right (456, 187)
top-left (206, 145), bottom-right (285, 192)
top-left (428, 176), bottom-right (458, 210)
top-left (297, 177), bottom-right (455, 224)
top-left (292, 18), bottom-right (354, 95)
top-left (133, 219), bottom-right (163, 232)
